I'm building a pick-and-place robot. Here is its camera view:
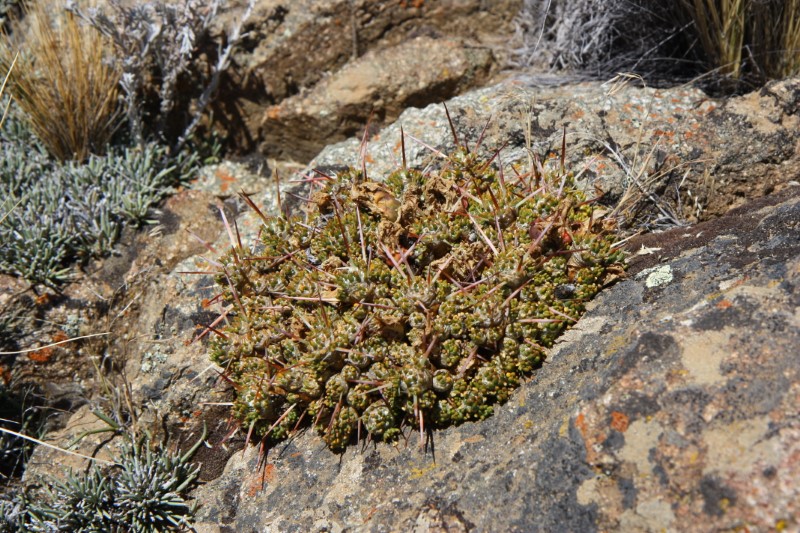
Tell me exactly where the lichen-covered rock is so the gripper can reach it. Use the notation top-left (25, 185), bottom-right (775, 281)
top-left (191, 185), bottom-right (800, 532)
top-left (12, 68), bottom-right (800, 533)
top-left (260, 36), bottom-right (494, 161)
top-left (314, 77), bottom-right (800, 224)
top-left (208, 144), bottom-right (625, 449)
top-left (210, 0), bottom-right (520, 154)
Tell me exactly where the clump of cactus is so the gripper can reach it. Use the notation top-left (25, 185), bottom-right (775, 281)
top-left (209, 129), bottom-right (625, 450)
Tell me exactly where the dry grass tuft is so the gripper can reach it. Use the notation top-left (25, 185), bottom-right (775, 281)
top-left (745, 0), bottom-right (800, 79)
top-left (513, 0), bottom-right (800, 88)
top-left (676, 0), bottom-right (800, 82)
top-left (680, 0), bottom-right (746, 79)
top-left (0, 0), bottom-right (121, 161)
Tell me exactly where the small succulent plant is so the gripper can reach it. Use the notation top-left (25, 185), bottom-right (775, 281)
top-left (1, 430), bottom-right (203, 533)
top-left (209, 132), bottom-right (625, 450)
top-left (0, 108), bottom-right (205, 287)
top-left (0, 490), bottom-right (29, 533)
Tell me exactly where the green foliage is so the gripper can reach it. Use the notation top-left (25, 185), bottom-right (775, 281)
top-left (0, 489), bottom-right (29, 533)
top-left (0, 108), bottom-right (202, 287)
top-left (0, 432), bottom-right (202, 533)
top-left (209, 145), bottom-right (626, 450)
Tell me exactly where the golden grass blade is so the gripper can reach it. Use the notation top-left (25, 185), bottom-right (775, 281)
top-left (0, 426), bottom-right (115, 465)
top-left (0, 332), bottom-right (109, 355)
top-left (0, 50), bottom-right (17, 129)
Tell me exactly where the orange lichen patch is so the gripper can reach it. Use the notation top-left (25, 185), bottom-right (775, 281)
top-left (574, 412), bottom-right (604, 464)
top-left (575, 413), bottom-right (590, 444)
top-left (34, 292), bottom-right (55, 306)
top-left (201, 298), bottom-right (213, 309)
top-left (29, 330), bottom-right (71, 363)
top-left (265, 106), bottom-right (282, 121)
top-left (716, 299), bottom-right (733, 310)
top-left (610, 411), bottom-right (630, 432)
top-left (571, 109), bottom-right (585, 120)
top-left (0, 365), bottom-right (11, 386)
top-left (28, 346), bottom-right (54, 363)
top-left (246, 463), bottom-right (276, 497)
top-left (215, 168), bottom-right (237, 193)
top-left (262, 463), bottom-right (276, 482)
top-left (400, 0), bottom-right (425, 8)
top-left (51, 331), bottom-right (69, 344)
top-left (215, 169), bottom-right (236, 181)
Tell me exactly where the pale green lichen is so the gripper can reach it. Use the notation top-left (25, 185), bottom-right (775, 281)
top-left (641, 264), bottom-right (673, 288)
top-left (209, 143), bottom-right (626, 450)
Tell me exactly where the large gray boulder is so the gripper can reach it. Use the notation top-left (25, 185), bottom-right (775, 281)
top-left (17, 77), bottom-right (800, 532)
top-left (187, 186), bottom-right (799, 531)
top-left (311, 76), bottom-right (800, 222)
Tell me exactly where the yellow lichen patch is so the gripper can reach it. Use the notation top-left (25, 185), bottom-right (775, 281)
top-left (409, 462), bottom-right (438, 480)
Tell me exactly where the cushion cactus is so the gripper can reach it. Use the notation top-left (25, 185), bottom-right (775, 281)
top-left (208, 132), bottom-right (625, 450)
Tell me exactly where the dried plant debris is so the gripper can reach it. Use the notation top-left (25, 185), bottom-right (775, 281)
top-left (511, 0), bottom-right (800, 88)
top-left (68, 0), bottom-right (255, 151)
top-left (208, 137), bottom-right (626, 450)
top-left (511, 0), bottom-right (686, 78)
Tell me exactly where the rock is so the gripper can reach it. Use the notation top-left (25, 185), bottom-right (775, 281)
top-left (17, 187), bottom-right (234, 484)
top-left (188, 185), bottom-right (800, 532)
top-left (14, 66), bottom-right (800, 532)
top-left (311, 76), bottom-right (800, 223)
top-left (212, 0), bottom-right (521, 154)
top-left (260, 35), bottom-right (494, 161)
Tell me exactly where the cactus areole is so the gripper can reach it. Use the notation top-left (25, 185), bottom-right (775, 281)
top-left (209, 139), bottom-right (625, 450)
